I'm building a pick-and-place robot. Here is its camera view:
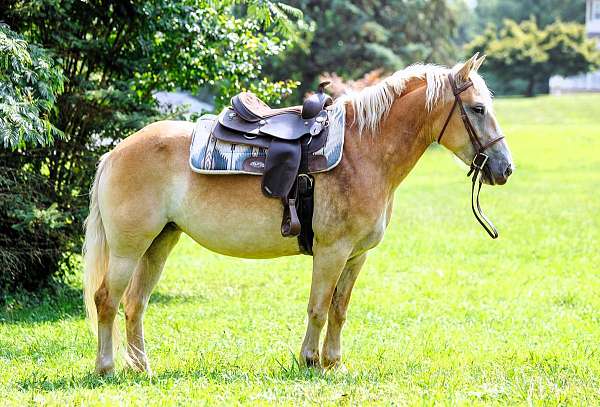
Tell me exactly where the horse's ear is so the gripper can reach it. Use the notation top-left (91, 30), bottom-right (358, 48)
top-left (456, 53), bottom-right (478, 81)
top-left (473, 54), bottom-right (486, 72)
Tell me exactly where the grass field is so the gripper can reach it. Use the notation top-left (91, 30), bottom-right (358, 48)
top-left (1, 94), bottom-right (600, 405)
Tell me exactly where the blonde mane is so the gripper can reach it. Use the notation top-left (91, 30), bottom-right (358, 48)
top-left (340, 64), bottom-right (460, 136)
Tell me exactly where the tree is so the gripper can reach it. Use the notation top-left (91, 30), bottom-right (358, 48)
top-left (466, 19), bottom-right (600, 96)
top-left (0, 0), bottom-right (303, 295)
top-left (472, 0), bottom-right (584, 32)
top-left (265, 0), bottom-right (468, 99)
top-left (0, 24), bottom-right (70, 295)
top-left (0, 23), bottom-right (64, 149)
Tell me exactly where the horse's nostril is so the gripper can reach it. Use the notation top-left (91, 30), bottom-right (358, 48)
top-left (504, 164), bottom-right (513, 178)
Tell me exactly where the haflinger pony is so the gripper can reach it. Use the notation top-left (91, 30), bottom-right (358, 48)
top-left (83, 54), bottom-right (513, 375)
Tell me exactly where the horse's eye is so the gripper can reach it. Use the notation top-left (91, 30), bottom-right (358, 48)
top-left (472, 105), bottom-right (485, 115)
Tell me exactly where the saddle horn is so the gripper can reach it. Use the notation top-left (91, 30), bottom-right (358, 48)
top-left (302, 82), bottom-right (333, 119)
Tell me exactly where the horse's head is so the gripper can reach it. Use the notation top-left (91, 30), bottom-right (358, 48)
top-left (436, 54), bottom-right (513, 185)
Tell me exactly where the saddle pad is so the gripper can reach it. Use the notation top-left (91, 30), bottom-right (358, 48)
top-left (189, 103), bottom-right (345, 175)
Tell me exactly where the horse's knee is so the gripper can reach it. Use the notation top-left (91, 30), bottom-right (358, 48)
top-left (307, 306), bottom-right (328, 328)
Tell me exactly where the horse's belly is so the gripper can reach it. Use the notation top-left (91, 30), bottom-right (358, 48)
top-left (173, 175), bottom-right (302, 259)
top-left (182, 222), bottom-right (301, 259)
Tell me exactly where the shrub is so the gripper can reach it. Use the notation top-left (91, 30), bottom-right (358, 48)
top-left (0, 166), bottom-right (77, 296)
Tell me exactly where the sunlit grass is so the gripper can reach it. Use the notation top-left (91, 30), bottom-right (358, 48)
top-left (1, 94), bottom-right (599, 405)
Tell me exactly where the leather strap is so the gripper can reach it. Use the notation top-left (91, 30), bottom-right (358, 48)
top-left (281, 197), bottom-right (301, 237)
top-left (437, 74), bottom-right (504, 239)
top-left (469, 154), bottom-right (498, 239)
top-left (437, 98), bottom-right (458, 144)
top-left (296, 135), bottom-right (315, 254)
top-left (296, 174), bottom-right (315, 254)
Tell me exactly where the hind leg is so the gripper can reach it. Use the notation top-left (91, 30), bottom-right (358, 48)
top-left (94, 254), bottom-right (140, 375)
top-left (123, 225), bottom-right (181, 373)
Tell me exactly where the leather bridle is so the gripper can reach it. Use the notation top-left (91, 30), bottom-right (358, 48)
top-left (437, 74), bottom-right (505, 239)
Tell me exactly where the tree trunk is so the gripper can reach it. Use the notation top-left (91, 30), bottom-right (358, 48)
top-left (526, 77), bottom-right (536, 97)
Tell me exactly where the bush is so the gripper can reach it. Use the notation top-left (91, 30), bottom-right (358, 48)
top-left (0, 24), bottom-right (70, 298)
top-left (0, 166), bottom-right (77, 296)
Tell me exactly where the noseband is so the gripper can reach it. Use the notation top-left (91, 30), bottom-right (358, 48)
top-left (437, 74), bottom-right (505, 239)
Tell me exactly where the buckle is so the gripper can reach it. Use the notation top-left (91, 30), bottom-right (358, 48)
top-left (471, 153), bottom-right (488, 170)
top-left (298, 174), bottom-right (314, 193)
top-left (453, 78), bottom-right (473, 96)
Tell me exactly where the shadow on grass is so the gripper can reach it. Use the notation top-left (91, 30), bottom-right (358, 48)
top-left (16, 355), bottom-right (368, 392)
top-left (148, 291), bottom-right (208, 306)
top-left (0, 286), bottom-right (205, 325)
top-left (0, 283), bottom-right (84, 324)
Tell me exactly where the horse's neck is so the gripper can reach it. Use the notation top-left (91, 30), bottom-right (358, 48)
top-left (344, 86), bottom-right (433, 195)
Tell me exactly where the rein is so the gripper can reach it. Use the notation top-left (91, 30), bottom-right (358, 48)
top-left (437, 74), bottom-right (505, 239)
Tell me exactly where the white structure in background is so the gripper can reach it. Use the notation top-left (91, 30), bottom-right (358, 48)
top-left (153, 91), bottom-right (213, 115)
top-left (549, 0), bottom-right (600, 94)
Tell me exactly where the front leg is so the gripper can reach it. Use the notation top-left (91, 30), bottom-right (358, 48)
top-left (322, 253), bottom-right (367, 369)
top-left (300, 243), bottom-right (351, 368)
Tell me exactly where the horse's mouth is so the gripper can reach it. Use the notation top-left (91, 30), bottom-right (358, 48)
top-left (481, 168), bottom-right (496, 186)
top-left (482, 167), bottom-right (509, 186)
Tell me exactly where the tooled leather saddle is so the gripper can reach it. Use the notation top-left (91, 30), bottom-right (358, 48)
top-left (211, 82), bottom-right (333, 253)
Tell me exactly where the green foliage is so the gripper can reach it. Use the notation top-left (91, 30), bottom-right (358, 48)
top-left (0, 0), bottom-right (303, 295)
top-left (1, 94), bottom-right (600, 403)
top-left (245, 0), bottom-right (307, 43)
top-left (473, 0), bottom-right (584, 31)
top-left (0, 24), bottom-right (64, 149)
top-left (265, 0), bottom-right (468, 99)
top-left (0, 166), bottom-right (74, 295)
top-left (467, 19), bottom-right (600, 96)
top-left (0, 24), bottom-right (69, 295)
top-left (2, 0), bottom-right (305, 204)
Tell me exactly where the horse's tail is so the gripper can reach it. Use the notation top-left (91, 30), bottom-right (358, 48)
top-left (83, 152), bottom-right (111, 337)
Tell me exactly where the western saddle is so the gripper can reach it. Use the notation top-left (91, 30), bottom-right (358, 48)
top-left (211, 82), bottom-right (333, 253)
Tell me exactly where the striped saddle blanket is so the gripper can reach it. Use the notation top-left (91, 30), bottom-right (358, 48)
top-left (189, 103), bottom-right (345, 175)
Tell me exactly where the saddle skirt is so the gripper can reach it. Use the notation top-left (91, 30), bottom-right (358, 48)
top-left (189, 103), bottom-right (345, 176)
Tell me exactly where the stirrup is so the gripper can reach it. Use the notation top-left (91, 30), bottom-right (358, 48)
top-left (281, 198), bottom-right (301, 237)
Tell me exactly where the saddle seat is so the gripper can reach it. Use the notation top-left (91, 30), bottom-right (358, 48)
top-left (211, 82), bottom-right (334, 245)
top-left (232, 92), bottom-right (302, 122)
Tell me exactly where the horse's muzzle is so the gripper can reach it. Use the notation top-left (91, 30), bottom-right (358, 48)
top-left (484, 160), bottom-right (512, 185)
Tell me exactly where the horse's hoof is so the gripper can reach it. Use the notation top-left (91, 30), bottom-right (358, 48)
top-left (127, 355), bottom-right (150, 373)
top-left (322, 355), bottom-right (345, 372)
top-left (321, 349), bottom-right (341, 369)
top-left (325, 362), bottom-right (348, 374)
top-left (95, 364), bottom-right (115, 376)
top-left (127, 361), bottom-right (153, 375)
top-left (300, 352), bottom-right (322, 370)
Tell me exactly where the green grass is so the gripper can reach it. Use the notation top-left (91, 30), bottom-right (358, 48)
top-left (2, 94), bottom-right (600, 405)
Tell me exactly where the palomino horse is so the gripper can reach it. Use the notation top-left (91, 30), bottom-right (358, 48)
top-left (83, 54), bottom-right (513, 375)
